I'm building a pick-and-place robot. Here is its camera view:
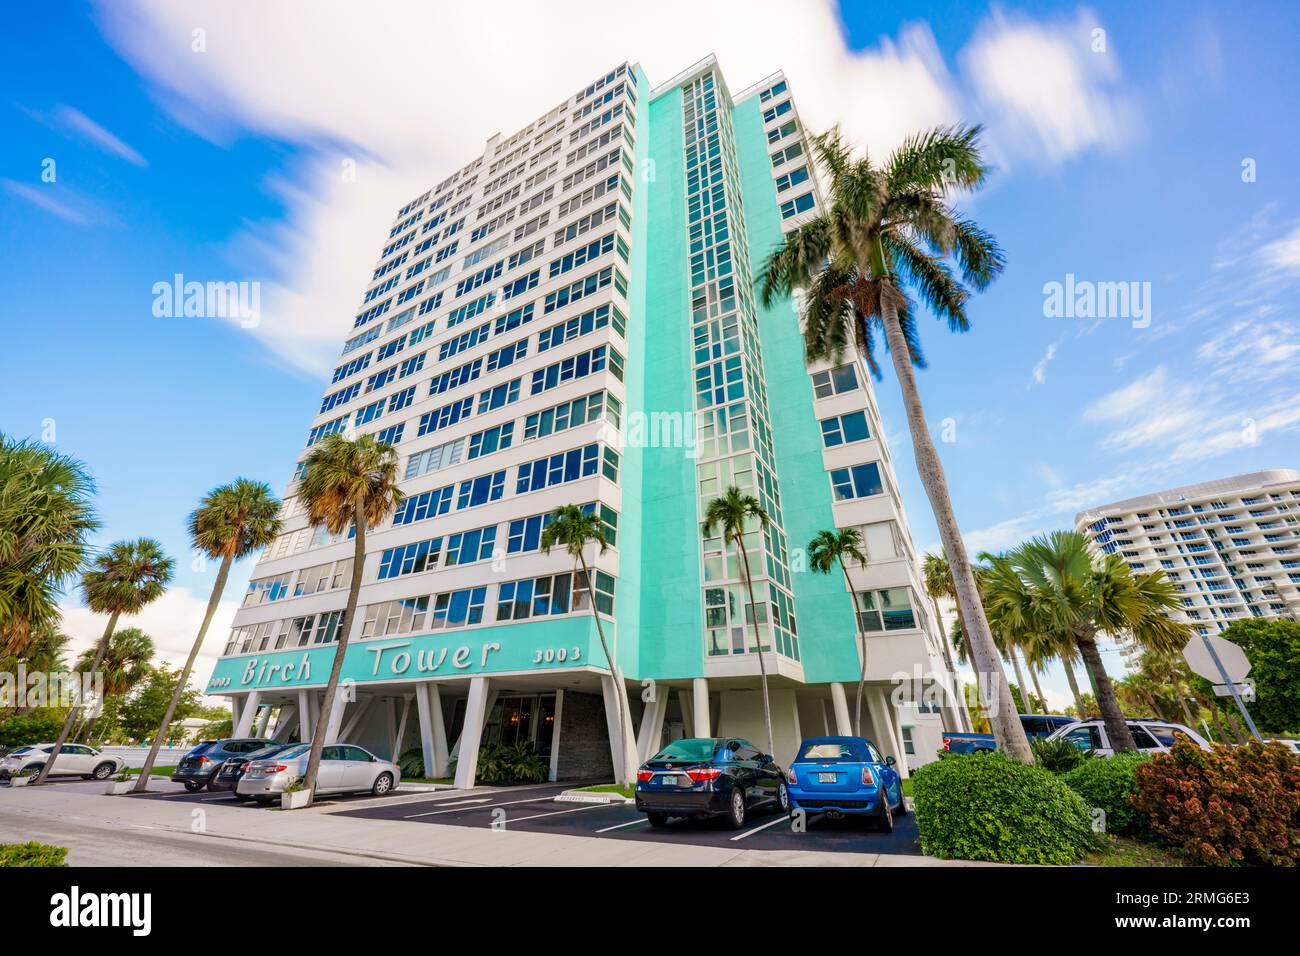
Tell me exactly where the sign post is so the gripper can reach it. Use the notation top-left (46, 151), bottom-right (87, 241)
top-left (1181, 634), bottom-right (1261, 742)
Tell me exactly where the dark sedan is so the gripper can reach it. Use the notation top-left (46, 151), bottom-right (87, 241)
top-left (208, 742), bottom-right (300, 798)
top-left (634, 737), bottom-right (789, 829)
top-left (172, 738), bottom-right (273, 791)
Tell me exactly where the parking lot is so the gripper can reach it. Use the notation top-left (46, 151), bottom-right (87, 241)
top-left (2, 776), bottom-right (922, 855)
top-left (336, 782), bottom-right (923, 854)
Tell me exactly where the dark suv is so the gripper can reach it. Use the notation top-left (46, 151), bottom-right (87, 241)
top-left (173, 738), bottom-right (272, 791)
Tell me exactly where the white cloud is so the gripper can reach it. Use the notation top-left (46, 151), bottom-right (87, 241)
top-left (60, 586), bottom-right (240, 701)
top-left (961, 7), bottom-right (1138, 167)
top-left (1030, 341), bottom-right (1058, 385)
top-left (93, 0), bottom-right (1136, 376)
top-left (53, 105), bottom-right (148, 166)
top-left (1, 179), bottom-right (89, 225)
top-left (1259, 223), bottom-right (1300, 275)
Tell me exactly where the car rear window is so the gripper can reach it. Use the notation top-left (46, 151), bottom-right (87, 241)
top-left (798, 742), bottom-right (865, 762)
top-left (651, 739), bottom-right (720, 762)
top-left (9, 747), bottom-right (32, 755)
top-left (273, 745), bottom-right (310, 759)
top-left (245, 746), bottom-right (287, 760)
top-left (186, 741), bottom-right (216, 755)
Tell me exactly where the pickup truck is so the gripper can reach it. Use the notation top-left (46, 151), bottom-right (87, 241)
top-left (942, 715), bottom-right (1077, 753)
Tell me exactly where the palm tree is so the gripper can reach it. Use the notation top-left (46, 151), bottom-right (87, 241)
top-left (999, 531), bottom-right (1189, 753)
top-left (35, 538), bottom-right (173, 785)
top-left (134, 479), bottom-right (281, 791)
top-left (2, 624), bottom-right (70, 715)
top-left (807, 528), bottom-right (870, 734)
top-left (921, 551), bottom-right (970, 729)
top-left (0, 435), bottom-right (99, 658)
top-left (74, 626), bottom-right (154, 742)
top-left (295, 434), bottom-right (402, 800)
top-left (541, 504), bottom-right (632, 785)
top-left (702, 486), bottom-right (775, 758)
top-left (759, 126), bottom-right (1029, 763)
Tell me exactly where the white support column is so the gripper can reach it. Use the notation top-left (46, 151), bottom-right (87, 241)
top-left (254, 705), bottom-right (272, 738)
top-left (297, 690), bottom-right (314, 742)
top-left (272, 705), bottom-right (297, 742)
top-left (323, 686), bottom-right (347, 744)
top-left (453, 677), bottom-right (490, 790)
top-left (392, 695), bottom-right (411, 763)
top-left (865, 687), bottom-right (891, 752)
top-left (692, 678), bottom-right (710, 737)
top-left (601, 674), bottom-right (638, 782)
top-left (830, 683), bottom-right (853, 736)
top-left (636, 685), bottom-right (668, 763)
top-left (678, 687), bottom-right (694, 737)
top-left (877, 688), bottom-right (911, 778)
top-left (233, 691), bottom-right (261, 737)
top-left (548, 689), bottom-right (564, 783)
top-left (339, 696), bottom-right (373, 741)
top-left (427, 684), bottom-right (450, 777)
top-left (229, 695), bottom-right (244, 736)
top-left (450, 688), bottom-right (497, 760)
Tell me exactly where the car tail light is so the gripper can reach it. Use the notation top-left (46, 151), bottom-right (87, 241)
top-left (786, 768), bottom-right (797, 785)
top-left (196, 756), bottom-right (211, 764)
top-left (861, 766), bottom-right (877, 787)
top-left (267, 765), bottom-right (288, 773)
top-left (685, 767), bottom-right (722, 783)
top-left (636, 769), bottom-right (653, 783)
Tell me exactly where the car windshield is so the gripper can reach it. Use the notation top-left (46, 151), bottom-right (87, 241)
top-left (798, 741), bottom-right (865, 762)
top-left (8, 747), bottom-right (32, 756)
top-left (651, 739), bottom-right (721, 762)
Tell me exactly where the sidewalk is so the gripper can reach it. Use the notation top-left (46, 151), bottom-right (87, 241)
top-left (0, 785), bottom-right (984, 867)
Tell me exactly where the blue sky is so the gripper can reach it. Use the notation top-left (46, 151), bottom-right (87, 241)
top-left (2, 1), bottom-right (1298, 703)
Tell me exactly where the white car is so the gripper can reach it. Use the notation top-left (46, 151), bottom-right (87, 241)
top-left (1, 743), bottom-right (125, 781)
top-left (1046, 719), bottom-right (1213, 756)
top-left (1266, 738), bottom-right (1300, 755)
top-left (235, 743), bottom-right (400, 801)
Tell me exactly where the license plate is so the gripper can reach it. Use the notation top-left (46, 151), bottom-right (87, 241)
top-left (818, 772), bottom-right (837, 783)
top-left (659, 775), bottom-right (679, 787)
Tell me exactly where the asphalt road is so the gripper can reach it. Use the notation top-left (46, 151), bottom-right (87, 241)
top-left (334, 782), bottom-right (923, 854)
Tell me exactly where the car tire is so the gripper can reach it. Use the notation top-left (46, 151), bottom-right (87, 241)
top-left (877, 794), bottom-right (895, 833)
top-left (232, 792), bottom-right (251, 802)
top-left (183, 781), bottom-right (203, 792)
top-left (371, 772), bottom-right (395, 796)
top-left (725, 787), bottom-right (746, 830)
top-left (775, 781), bottom-right (790, 816)
top-left (646, 811), bottom-right (668, 828)
top-left (91, 763), bottom-right (115, 781)
top-left (206, 774), bottom-right (225, 792)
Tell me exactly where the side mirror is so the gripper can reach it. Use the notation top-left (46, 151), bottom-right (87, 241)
top-left (885, 755), bottom-right (897, 767)
top-left (760, 754), bottom-right (773, 765)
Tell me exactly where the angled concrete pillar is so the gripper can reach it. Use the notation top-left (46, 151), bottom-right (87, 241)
top-left (254, 704), bottom-right (272, 738)
top-left (453, 677), bottom-right (490, 790)
top-left (678, 687), bottom-right (694, 737)
top-left (340, 695), bottom-right (373, 741)
top-left (415, 683), bottom-right (450, 778)
top-left (323, 686), bottom-right (347, 744)
top-left (392, 695), bottom-right (411, 763)
top-left (234, 691), bottom-right (261, 737)
top-left (636, 685), bottom-right (668, 763)
top-left (548, 690), bottom-right (564, 782)
top-left (297, 690), bottom-right (314, 742)
top-left (272, 705), bottom-right (297, 742)
top-left (692, 678), bottom-right (710, 737)
top-left (830, 683), bottom-right (853, 736)
top-left (876, 687), bottom-right (911, 778)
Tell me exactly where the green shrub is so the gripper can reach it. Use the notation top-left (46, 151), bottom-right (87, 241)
top-left (1063, 752), bottom-right (1148, 836)
top-left (1032, 736), bottom-right (1094, 774)
top-left (473, 742), bottom-right (548, 784)
top-left (1131, 740), bottom-right (1300, 866)
top-left (911, 752), bottom-right (1097, 864)
top-left (0, 710), bottom-right (67, 750)
top-left (0, 842), bottom-right (69, 867)
top-left (398, 746), bottom-right (425, 779)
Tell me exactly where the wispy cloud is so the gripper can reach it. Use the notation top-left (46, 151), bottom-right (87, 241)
top-left (1030, 340), bottom-right (1058, 386)
top-left (53, 105), bottom-right (148, 166)
top-left (2, 178), bottom-right (89, 224)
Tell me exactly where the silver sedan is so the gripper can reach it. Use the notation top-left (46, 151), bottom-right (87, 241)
top-left (235, 743), bottom-right (400, 801)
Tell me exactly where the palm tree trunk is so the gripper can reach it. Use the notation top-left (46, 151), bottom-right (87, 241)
top-left (36, 610), bottom-right (120, 785)
top-left (134, 551), bottom-right (233, 792)
top-left (877, 294), bottom-right (1031, 764)
top-left (1028, 661), bottom-right (1046, 713)
top-left (1171, 677), bottom-right (1197, 729)
top-left (1062, 657), bottom-right (1087, 718)
top-left (928, 593), bottom-right (969, 732)
top-left (737, 540), bottom-right (775, 758)
top-left (1008, 651), bottom-right (1029, 713)
top-left (839, 557), bottom-right (868, 736)
top-left (303, 516), bottom-right (367, 798)
top-left (1222, 706), bottom-right (1249, 745)
top-left (1075, 628), bottom-right (1136, 752)
top-left (578, 552), bottom-right (633, 785)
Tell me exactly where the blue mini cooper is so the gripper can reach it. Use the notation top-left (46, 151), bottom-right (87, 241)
top-left (786, 735), bottom-right (906, 831)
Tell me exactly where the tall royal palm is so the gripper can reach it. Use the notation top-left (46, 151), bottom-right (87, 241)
top-left (75, 626), bottom-right (154, 741)
top-left (35, 538), bottom-right (173, 785)
top-left (807, 528), bottom-right (869, 734)
top-left (296, 434), bottom-right (402, 799)
top-left (759, 126), bottom-right (1029, 762)
top-left (0, 435), bottom-right (99, 658)
top-left (702, 486), bottom-right (775, 758)
top-left (541, 504), bottom-right (633, 785)
top-left (921, 551), bottom-right (970, 729)
top-left (1001, 531), bottom-right (1189, 753)
top-left (134, 479), bottom-right (281, 791)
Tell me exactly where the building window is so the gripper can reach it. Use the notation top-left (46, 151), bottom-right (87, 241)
top-left (819, 411), bottom-right (870, 446)
top-left (855, 587), bottom-right (917, 632)
top-left (811, 364), bottom-right (858, 398)
top-left (830, 462), bottom-right (884, 501)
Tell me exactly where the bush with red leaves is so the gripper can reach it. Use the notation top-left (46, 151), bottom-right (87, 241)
top-left (1132, 739), bottom-right (1300, 866)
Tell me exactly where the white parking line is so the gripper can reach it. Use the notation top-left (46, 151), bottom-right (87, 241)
top-left (729, 815), bottom-right (789, 841)
top-left (403, 795), bottom-right (558, 819)
top-left (596, 816), bottom-right (649, 833)
top-left (430, 798), bottom-right (494, 807)
top-left (506, 803), bottom-right (606, 824)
